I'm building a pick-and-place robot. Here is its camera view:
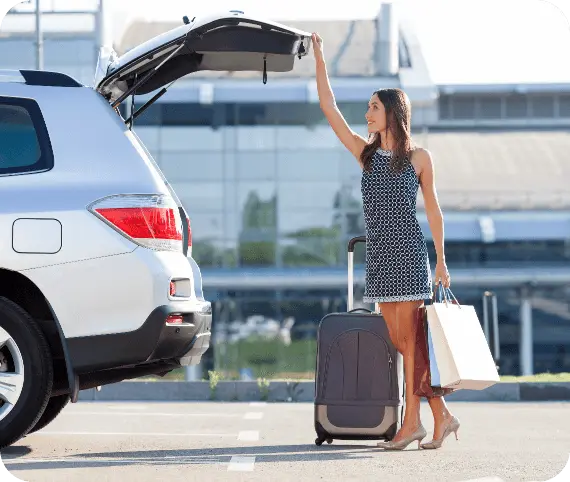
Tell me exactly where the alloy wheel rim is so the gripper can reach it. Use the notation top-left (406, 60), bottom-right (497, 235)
top-left (0, 326), bottom-right (25, 422)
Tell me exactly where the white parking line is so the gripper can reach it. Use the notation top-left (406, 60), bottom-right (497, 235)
top-left (461, 478), bottom-right (504, 482)
top-left (227, 456), bottom-right (256, 472)
top-left (33, 431), bottom-right (235, 437)
top-left (4, 455), bottom-right (219, 466)
top-left (237, 431), bottom-right (259, 441)
top-left (63, 412), bottom-right (240, 418)
top-left (4, 457), bottom-right (138, 466)
top-left (249, 402), bottom-right (267, 407)
top-left (105, 405), bottom-right (147, 410)
top-left (243, 412), bottom-right (264, 420)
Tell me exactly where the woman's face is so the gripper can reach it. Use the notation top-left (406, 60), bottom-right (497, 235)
top-left (365, 94), bottom-right (387, 134)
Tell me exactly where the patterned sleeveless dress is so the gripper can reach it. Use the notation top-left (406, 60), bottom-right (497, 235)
top-left (360, 148), bottom-right (433, 303)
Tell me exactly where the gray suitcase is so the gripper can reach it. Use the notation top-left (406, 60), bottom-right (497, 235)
top-left (314, 236), bottom-right (404, 446)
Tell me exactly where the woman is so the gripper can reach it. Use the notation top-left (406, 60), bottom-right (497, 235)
top-left (312, 32), bottom-right (460, 450)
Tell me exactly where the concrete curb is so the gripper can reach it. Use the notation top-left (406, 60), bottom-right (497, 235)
top-left (77, 381), bottom-right (570, 402)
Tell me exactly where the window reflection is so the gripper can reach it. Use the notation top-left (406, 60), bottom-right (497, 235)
top-left (237, 183), bottom-right (277, 267)
top-left (159, 127), bottom-right (224, 152)
top-left (278, 209), bottom-right (336, 236)
top-left (276, 126), bottom-right (341, 150)
top-left (237, 183), bottom-right (277, 220)
top-left (278, 182), bottom-right (340, 210)
top-left (276, 150), bottom-right (340, 181)
top-left (339, 149), bottom-right (364, 180)
top-left (176, 182), bottom-right (224, 213)
top-left (235, 127), bottom-right (277, 151)
top-left (426, 240), bottom-right (570, 267)
top-left (161, 151), bottom-right (223, 181)
top-left (192, 238), bottom-right (237, 268)
top-left (236, 151), bottom-right (276, 181)
top-left (186, 212), bottom-right (224, 239)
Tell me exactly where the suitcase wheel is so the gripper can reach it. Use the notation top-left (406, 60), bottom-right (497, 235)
top-left (315, 437), bottom-right (333, 446)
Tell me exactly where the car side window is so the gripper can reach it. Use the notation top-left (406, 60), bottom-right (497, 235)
top-left (0, 96), bottom-right (54, 176)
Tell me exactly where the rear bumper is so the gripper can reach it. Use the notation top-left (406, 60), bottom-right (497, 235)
top-left (68, 304), bottom-right (212, 373)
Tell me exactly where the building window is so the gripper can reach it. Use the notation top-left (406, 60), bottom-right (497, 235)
top-left (129, 102), bottom-right (365, 127)
top-left (559, 95), bottom-right (570, 117)
top-left (438, 95), bottom-right (452, 120)
top-left (529, 95), bottom-right (555, 118)
top-left (452, 96), bottom-right (476, 119)
top-left (505, 94), bottom-right (528, 118)
top-left (478, 96), bottom-right (502, 119)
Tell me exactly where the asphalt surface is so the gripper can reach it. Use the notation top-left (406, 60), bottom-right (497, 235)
top-left (1, 401), bottom-right (569, 482)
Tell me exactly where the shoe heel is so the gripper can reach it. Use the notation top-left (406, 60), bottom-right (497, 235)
top-left (454, 428), bottom-right (459, 441)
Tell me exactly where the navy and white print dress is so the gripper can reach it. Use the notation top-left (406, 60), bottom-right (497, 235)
top-left (361, 148), bottom-right (433, 303)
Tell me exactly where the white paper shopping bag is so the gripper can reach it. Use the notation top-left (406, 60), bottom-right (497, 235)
top-left (426, 295), bottom-right (500, 390)
top-left (427, 325), bottom-right (441, 387)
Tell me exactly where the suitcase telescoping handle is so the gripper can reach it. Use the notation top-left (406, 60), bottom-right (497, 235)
top-left (347, 236), bottom-right (366, 311)
top-left (483, 291), bottom-right (500, 364)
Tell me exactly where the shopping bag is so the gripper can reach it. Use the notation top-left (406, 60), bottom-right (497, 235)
top-left (426, 288), bottom-right (500, 390)
top-left (427, 325), bottom-right (441, 387)
top-left (413, 304), bottom-right (455, 398)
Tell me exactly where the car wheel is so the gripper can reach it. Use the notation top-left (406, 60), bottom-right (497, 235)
top-left (27, 395), bottom-right (70, 435)
top-left (0, 297), bottom-right (53, 449)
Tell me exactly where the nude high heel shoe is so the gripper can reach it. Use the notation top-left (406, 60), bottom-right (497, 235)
top-left (420, 416), bottom-right (460, 450)
top-left (376, 424), bottom-right (427, 451)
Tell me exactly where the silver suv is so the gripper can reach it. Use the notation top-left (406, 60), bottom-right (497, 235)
top-left (0, 11), bottom-right (310, 449)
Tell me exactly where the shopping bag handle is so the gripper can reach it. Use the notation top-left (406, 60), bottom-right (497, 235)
top-left (431, 281), bottom-right (449, 303)
top-left (431, 282), bottom-right (461, 308)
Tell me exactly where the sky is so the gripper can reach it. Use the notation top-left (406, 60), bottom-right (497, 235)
top-left (4, 0), bottom-right (570, 85)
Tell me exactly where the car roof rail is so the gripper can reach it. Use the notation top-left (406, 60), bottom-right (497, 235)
top-left (0, 69), bottom-right (82, 87)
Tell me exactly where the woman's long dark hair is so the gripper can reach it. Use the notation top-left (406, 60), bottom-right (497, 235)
top-left (360, 88), bottom-right (415, 174)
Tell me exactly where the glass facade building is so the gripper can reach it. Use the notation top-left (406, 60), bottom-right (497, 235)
top-left (127, 100), bottom-right (570, 379)
top-left (2, 4), bottom-right (570, 379)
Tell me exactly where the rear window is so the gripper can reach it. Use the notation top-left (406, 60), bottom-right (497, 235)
top-left (0, 96), bottom-right (54, 176)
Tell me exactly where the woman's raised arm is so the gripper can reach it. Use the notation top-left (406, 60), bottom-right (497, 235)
top-left (312, 33), bottom-right (367, 164)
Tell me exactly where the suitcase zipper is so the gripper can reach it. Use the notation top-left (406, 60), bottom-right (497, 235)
top-left (377, 337), bottom-right (395, 401)
top-left (388, 353), bottom-right (393, 400)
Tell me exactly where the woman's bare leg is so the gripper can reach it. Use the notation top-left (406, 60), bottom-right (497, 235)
top-left (426, 395), bottom-right (454, 441)
top-left (378, 300), bottom-right (424, 441)
top-left (376, 302), bottom-right (399, 350)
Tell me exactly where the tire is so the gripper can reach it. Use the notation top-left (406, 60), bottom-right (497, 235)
top-left (0, 297), bottom-right (53, 449)
top-left (27, 395), bottom-right (70, 435)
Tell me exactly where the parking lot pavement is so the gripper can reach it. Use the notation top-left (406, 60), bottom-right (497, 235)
top-left (1, 401), bottom-right (569, 482)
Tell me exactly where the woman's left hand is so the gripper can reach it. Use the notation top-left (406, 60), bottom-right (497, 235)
top-left (435, 260), bottom-right (451, 288)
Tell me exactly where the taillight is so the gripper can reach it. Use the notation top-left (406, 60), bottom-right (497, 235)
top-left (186, 217), bottom-right (192, 248)
top-left (89, 194), bottom-right (183, 252)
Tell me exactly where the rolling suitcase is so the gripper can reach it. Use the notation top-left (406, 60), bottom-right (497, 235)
top-left (314, 236), bottom-right (404, 446)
